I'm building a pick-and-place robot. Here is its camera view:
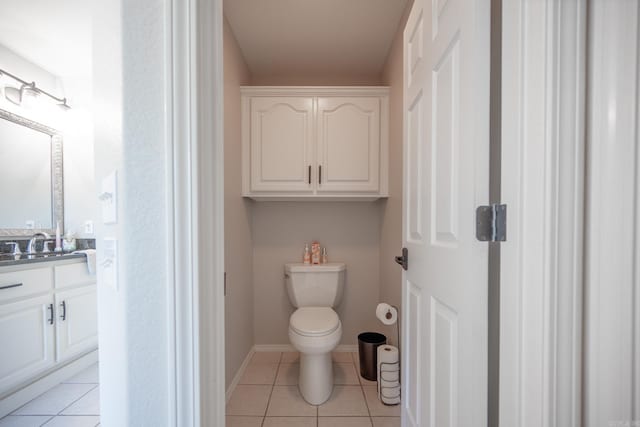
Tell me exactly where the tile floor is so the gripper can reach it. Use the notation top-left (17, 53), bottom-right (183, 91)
top-left (1, 354), bottom-right (397, 427)
top-left (0, 363), bottom-right (100, 427)
top-left (227, 351), bottom-right (400, 427)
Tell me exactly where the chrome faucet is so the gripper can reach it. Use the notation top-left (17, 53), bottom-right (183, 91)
top-left (27, 232), bottom-right (51, 254)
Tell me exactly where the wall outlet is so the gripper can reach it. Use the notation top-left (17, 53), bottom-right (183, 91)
top-left (84, 220), bottom-right (94, 235)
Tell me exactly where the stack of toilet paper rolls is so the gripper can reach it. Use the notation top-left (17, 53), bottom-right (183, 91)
top-left (377, 344), bottom-right (400, 405)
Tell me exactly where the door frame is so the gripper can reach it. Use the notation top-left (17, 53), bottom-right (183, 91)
top-left (172, 0), bottom-right (590, 426)
top-left (500, 1), bottom-right (586, 426)
top-left (169, 0), bottom-right (225, 425)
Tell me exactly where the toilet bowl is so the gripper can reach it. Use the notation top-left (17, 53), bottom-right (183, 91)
top-left (288, 307), bottom-right (342, 404)
top-left (284, 262), bottom-right (346, 405)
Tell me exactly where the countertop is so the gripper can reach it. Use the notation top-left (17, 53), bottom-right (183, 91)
top-left (0, 252), bottom-right (86, 268)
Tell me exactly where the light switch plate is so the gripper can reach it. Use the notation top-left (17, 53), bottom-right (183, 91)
top-left (102, 238), bottom-right (118, 290)
top-left (84, 220), bottom-right (94, 235)
top-left (101, 171), bottom-right (118, 224)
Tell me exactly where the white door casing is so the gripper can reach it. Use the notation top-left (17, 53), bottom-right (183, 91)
top-left (402, 0), bottom-right (490, 425)
top-left (317, 97), bottom-right (380, 193)
top-left (499, 1), bottom-right (586, 426)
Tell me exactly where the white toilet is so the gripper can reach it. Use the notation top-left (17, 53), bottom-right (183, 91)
top-left (285, 262), bottom-right (346, 405)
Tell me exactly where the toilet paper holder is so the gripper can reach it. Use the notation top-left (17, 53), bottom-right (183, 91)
top-left (378, 360), bottom-right (401, 405)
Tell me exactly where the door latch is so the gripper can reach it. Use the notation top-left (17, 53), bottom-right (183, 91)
top-left (395, 247), bottom-right (408, 271)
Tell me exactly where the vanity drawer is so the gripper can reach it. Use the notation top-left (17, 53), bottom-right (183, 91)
top-left (0, 267), bottom-right (53, 302)
top-left (54, 263), bottom-right (95, 289)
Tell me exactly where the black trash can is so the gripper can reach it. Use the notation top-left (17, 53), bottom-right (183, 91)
top-left (357, 332), bottom-right (387, 381)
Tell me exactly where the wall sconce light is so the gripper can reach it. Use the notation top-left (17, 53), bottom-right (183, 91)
top-left (0, 69), bottom-right (71, 111)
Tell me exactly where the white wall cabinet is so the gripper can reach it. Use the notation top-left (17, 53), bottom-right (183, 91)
top-left (0, 259), bottom-right (97, 397)
top-left (242, 87), bottom-right (389, 200)
top-left (249, 96), bottom-right (315, 193)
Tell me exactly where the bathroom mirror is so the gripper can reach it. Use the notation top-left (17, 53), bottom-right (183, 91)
top-left (0, 108), bottom-right (63, 237)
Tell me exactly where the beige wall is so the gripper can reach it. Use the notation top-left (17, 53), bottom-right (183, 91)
top-left (378, 1), bottom-right (412, 345)
top-left (224, 18), bottom-right (254, 387)
top-left (252, 202), bottom-right (383, 345)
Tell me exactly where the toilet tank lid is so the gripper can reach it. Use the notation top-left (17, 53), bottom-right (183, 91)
top-left (285, 263), bottom-right (346, 273)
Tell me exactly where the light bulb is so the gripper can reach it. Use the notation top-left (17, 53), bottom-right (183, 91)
top-left (21, 84), bottom-right (40, 109)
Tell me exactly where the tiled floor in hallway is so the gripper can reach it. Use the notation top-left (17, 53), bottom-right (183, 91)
top-left (0, 363), bottom-right (100, 427)
top-left (226, 351), bottom-right (400, 427)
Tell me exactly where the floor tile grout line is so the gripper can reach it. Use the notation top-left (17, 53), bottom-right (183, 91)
top-left (56, 383), bottom-right (100, 416)
top-left (36, 415), bottom-right (54, 427)
top-left (359, 381), bottom-right (375, 425)
top-left (263, 353), bottom-right (284, 423)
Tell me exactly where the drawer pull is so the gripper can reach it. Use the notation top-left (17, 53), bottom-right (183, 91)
top-left (48, 304), bottom-right (54, 325)
top-left (0, 283), bottom-right (23, 290)
top-left (60, 300), bottom-right (67, 321)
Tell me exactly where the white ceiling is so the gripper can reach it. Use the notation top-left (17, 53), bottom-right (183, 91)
top-left (0, 0), bottom-right (91, 79)
top-left (224, 0), bottom-right (409, 79)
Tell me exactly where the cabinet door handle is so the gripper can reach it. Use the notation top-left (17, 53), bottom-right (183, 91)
top-left (48, 304), bottom-right (54, 325)
top-left (319, 165), bottom-right (322, 185)
top-left (60, 300), bottom-right (67, 321)
top-left (0, 283), bottom-right (22, 290)
top-left (308, 165), bottom-right (311, 185)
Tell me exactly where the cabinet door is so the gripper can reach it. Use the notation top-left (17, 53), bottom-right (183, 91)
top-left (250, 97), bottom-right (315, 192)
top-left (317, 97), bottom-right (381, 193)
top-left (56, 286), bottom-right (98, 362)
top-left (0, 295), bottom-right (55, 393)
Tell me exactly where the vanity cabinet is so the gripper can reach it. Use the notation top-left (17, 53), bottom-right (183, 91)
top-left (55, 286), bottom-right (98, 362)
top-left (0, 258), bottom-right (97, 397)
top-left (242, 87), bottom-right (389, 200)
top-left (0, 294), bottom-right (55, 392)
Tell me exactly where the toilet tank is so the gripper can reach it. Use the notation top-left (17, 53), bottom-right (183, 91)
top-left (285, 263), bottom-right (346, 308)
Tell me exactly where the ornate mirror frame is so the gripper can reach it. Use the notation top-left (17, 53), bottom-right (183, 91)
top-left (0, 108), bottom-right (64, 237)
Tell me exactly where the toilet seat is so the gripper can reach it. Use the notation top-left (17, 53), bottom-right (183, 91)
top-left (290, 307), bottom-right (340, 337)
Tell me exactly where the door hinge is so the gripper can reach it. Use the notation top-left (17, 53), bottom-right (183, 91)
top-left (476, 204), bottom-right (507, 242)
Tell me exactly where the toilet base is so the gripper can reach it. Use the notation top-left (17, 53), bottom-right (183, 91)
top-left (299, 352), bottom-right (333, 405)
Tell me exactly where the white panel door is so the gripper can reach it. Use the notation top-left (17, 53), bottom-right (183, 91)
top-left (316, 97), bottom-right (380, 193)
top-left (56, 286), bottom-right (98, 362)
top-left (250, 97), bottom-right (315, 193)
top-left (0, 295), bottom-right (55, 393)
top-left (401, 0), bottom-right (490, 425)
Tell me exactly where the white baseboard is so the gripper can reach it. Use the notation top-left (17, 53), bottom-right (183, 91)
top-left (0, 349), bottom-right (99, 418)
top-left (226, 347), bottom-right (255, 404)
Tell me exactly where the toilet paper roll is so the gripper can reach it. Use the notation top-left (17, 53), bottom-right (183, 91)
top-left (377, 345), bottom-right (400, 397)
top-left (376, 303), bottom-right (398, 325)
